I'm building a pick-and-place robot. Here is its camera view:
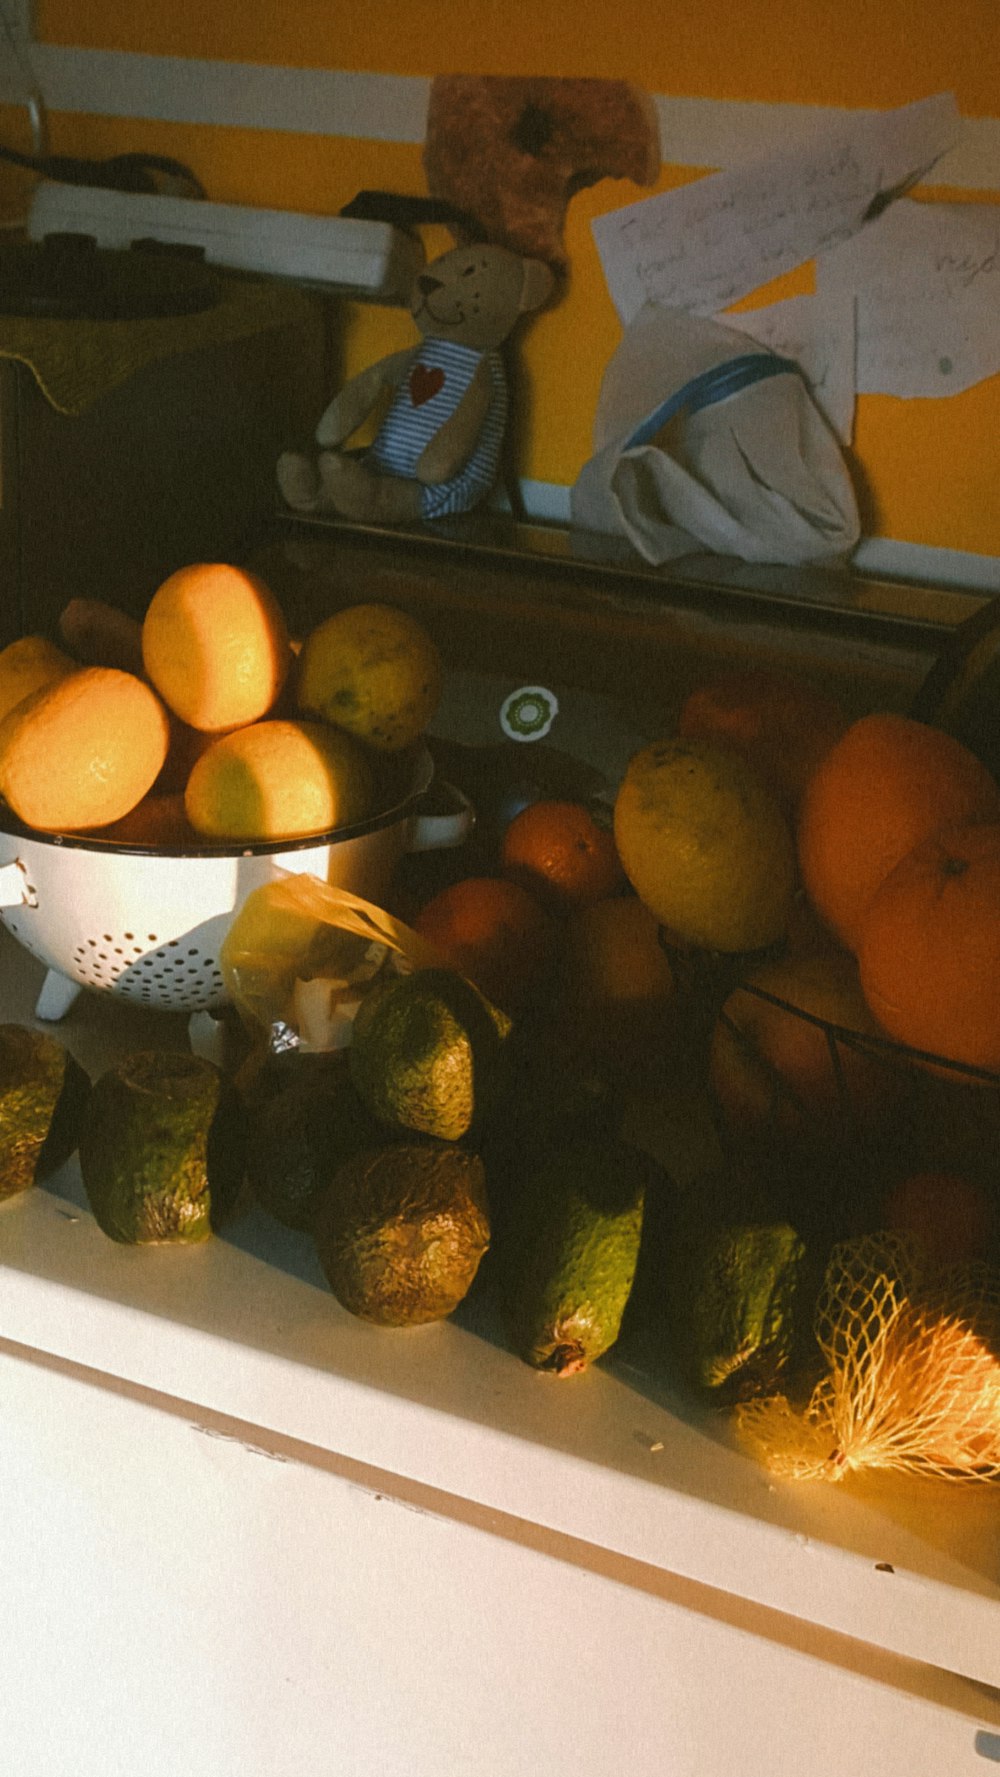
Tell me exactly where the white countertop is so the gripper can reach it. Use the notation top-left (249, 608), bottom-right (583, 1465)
top-left (1, 927), bottom-right (997, 1689)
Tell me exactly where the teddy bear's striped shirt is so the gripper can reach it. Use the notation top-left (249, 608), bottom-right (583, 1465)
top-left (368, 339), bottom-right (508, 518)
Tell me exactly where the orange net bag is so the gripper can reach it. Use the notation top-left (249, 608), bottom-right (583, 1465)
top-left (734, 1233), bottom-right (1000, 1483)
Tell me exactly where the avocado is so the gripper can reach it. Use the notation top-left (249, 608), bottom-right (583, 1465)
top-left (479, 1020), bottom-right (621, 1181)
top-left (313, 1140), bottom-right (490, 1326)
top-left (79, 1049), bottom-right (246, 1244)
top-left (665, 1213), bottom-right (808, 1397)
top-left (247, 1064), bottom-right (387, 1230)
top-left (0, 1022), bottom-right (90, 1201)
top-left (348, 967), bottom-right (511, 1143)
top-left (496, 1135), bottom-right (651, 1376)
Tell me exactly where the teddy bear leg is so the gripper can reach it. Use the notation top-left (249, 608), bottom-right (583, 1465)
top-left (317, 452), bottom-right (424, 523)
top-left (276, 451), bottom-right (323, 513)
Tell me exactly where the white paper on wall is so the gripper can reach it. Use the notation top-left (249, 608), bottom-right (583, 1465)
top-left (725, 291), bottom-right (857, 444)
top-left (591, 92), bottom-right (962, 325)
top-left (817, 197), bottom-right (1000, 397)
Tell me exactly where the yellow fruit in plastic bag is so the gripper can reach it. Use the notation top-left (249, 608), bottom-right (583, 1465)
top-left (296, 603), bottom-right (443, 753)
top-left (735, 1233), bottom-right (1000, 1483)
top-left (184, 718), bottom-right (373, 843)
top-left (0, 666), bottom-right (170, 832)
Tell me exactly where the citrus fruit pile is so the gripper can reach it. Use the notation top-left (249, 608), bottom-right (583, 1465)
top-left (3, 594), bottom-right (1000, 1411)
top-left (396, 660), bottom-right (1000, 1286)
top-left (0, 565), bottom-right (444, 847)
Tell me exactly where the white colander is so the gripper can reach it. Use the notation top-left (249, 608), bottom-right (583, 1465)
top-left (0, 747), bottom-right (471, 1021)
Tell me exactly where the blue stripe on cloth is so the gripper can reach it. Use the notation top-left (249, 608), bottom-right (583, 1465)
top-left (622, 352), bottom-right (802, 451)
top-left (368, 338), bottom-right (508, 517)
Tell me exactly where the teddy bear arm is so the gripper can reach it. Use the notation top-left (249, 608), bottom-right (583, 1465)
top-left (314, 347), bottom-right (417, 449)
top-left (414, 358), bottom-right (494, 485)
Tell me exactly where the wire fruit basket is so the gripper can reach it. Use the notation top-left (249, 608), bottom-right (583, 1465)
top-left (655, 931), bottom-right (1000, 1259)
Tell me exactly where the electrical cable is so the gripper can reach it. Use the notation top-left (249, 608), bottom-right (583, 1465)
top-left (0, 143), bottom-right (206, 198)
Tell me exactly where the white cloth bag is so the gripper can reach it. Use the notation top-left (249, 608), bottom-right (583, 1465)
top-left (571, 305), bottom-right (860, 567)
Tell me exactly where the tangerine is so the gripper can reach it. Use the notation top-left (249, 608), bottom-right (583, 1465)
top-left (880, 1170), bottom-right (997, 1269)
top-left (856, 822), bottom-right (1000, 1075)
top-left (709, 949), bottom-right (898, 1151)
top-left (677, 668), bottom-right (849, 816)
top-left (0, 667), bottom-right (170, 832)
top-left (411, 875), bottom-right (554, 1013)
top-left (500, 797), bottom-right (624, 915)
top-left (551, 893), bottom-right (675, 1063)
top-left (93, 791), bottom-right (197, 850)
top-left (797, 712), bottom-right (1000, 951)
top-left (57, 598), bottom-right (144, 675)
top-left (141, 562), bottom-right (292, 734)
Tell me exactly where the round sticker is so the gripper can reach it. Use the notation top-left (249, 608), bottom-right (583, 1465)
top-left (499, 685), bottom-right (558, 743)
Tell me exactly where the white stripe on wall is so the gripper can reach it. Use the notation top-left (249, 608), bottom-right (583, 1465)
top-left (8, 44), bottom-right (997, 592)
top-left (515, 480), bottom-right (1000, 592)
top-left (13, 45), bottom-right (1000, 190)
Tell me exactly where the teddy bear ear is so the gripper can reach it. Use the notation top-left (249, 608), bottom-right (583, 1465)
top-left (519, 257), bottom-right (557, 314)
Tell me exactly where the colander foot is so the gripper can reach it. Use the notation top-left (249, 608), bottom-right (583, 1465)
top-left (35, 970), bottom-right (84, 1022)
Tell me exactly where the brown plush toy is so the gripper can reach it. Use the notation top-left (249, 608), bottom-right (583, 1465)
top-left (423, 75), bottom-right (661, 268)
top-left (277, 241), bottom-right (554, 525)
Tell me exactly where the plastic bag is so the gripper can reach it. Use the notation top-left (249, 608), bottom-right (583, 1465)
top-left (571, 304), bottom-right (860, 568)
top-left (735, 1233), bottom-right (1000, 1484)
top-left (219, 871), bottom-right (443, 1055)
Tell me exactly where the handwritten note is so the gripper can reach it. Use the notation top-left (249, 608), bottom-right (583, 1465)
top-left (592, 93), bottom-right (961, 325)
top-left (818, 198), bottom-right (1000, 397)
top-left (727, 291), bottom-right (857, 444)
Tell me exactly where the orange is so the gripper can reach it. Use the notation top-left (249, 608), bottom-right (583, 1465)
top-left (57, 597), bottom-right (144, 675)
top-left (856, 822), bottom-right (1000, 1075)
top-left (0, 634), bottom-right (76, 723)
top-left (677, 667), bottom-right (849, 816)
top-left (613, 738), bottom-right (797, 953)
top-left (153, 713), bottom-right (217, 795)
top-left (500, 797), bottom-right (625, 914)
top-left (551, 893), bottom-right (675, 1061)
top-left (93, 792), bottom-right (198, 850)
top-left (556, 894), bottom-right (674, 1012)
top-left (296, 603), bottom-right (443, 753)
top-left (0, 666), bottom-right (170, 832)
top-left (797, 713), bottom-right (1000, 951)
top-left (880, 1170), bottom-right (997, 1270)
top-left (184, 719), bottom-right (373, 843)
top-left (411, 875), bottom-right (554, 1013)
top-left (141, 562), bottom-right (292, 734)
top-left (709, 949), bottom-right (899, 1150)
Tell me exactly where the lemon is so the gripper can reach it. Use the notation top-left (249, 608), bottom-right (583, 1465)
top-left (613, 738), bottom-right (796, 953)
top-left (184, 717), bottom-right (373, 843)
top-left (142, 562), bottom-right (292, 734)
top-left (0, 666), bottom-right (171, 833)
top-left (0, 635), bottom-right (76, 724)
top-left (296, 603), bottom-right (443, 753)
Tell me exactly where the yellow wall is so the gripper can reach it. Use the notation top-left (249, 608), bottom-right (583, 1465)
top-left (8, 3), bottom-right (1000, 562)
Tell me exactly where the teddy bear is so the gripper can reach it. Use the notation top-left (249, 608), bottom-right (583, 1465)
top-left (276, 241), bottom-right (554, 525)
